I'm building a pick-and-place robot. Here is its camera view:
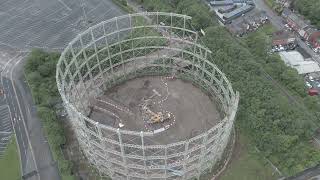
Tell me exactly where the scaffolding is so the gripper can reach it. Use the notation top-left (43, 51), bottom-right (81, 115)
top-left (56, 12), bottom-right (239, 180)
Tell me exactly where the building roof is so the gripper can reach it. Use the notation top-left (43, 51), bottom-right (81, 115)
top-left (309, 31), bottom-right (320, 47)
top-left (288, 13), bottom-right (308, 29)
top-left (282, 8), bottom-right (309, 29)
top-left (293, 61), bottom-right (320, 74)
top-left (282, 8), bottom-right (291, 18)
top-left (272, 30), bottom-right (295, 45)
top-left (223, 5), bottom-right (253, 19)
top-left (210, 0), bottom-right (234, 6)
top-left (279, 51), bottom-right (320, 74)
top-left (273, 30), bottom-right (294, 40)
top-left (279, 51), bottom-right (304, 65)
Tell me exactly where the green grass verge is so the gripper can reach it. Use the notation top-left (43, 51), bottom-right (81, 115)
top-left (0, 137), bottom-right (21, 180)
top-left (111, 0), bottom-right (134, 13)
top-left (265, 0), bottom-right (275, 8)
top-left (24, 50), bottom-right (74, 180)
top-left (219, 134), bottom-right (279, 180)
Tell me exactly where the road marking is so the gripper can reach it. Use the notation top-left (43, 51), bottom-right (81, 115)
top-left (57, 0), bottom-right (72, 11)
top-left (10, 54), bottom-right (40, 180)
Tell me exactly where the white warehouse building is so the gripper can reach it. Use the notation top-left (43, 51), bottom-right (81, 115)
top-left (279, 51), bottom-right (320, 74)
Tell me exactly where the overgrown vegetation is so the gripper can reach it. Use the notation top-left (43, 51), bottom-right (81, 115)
top-left (293, 0), bottom-right (320, 28)
top-left (23, 15), bottom-right (167, 180)
top-left (112, 0), bottom-right (134, 13)
top-left (24, 49), bottom-right (74, 180)
top-left (0, 137), bottom-right (21, 180)
top-left (243, 25), bottom-right (320, 116)
top-left (220, 134), bottom-right (279, 180)
top-left (265, 0), bottom-right (283, 14)
top-left (24, 0), bottom-right (320, 178)
top-left (136, 0), bottom-right (320, 176)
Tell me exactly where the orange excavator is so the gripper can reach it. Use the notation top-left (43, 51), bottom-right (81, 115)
top-left (140, 89), bottom-right (171, 124)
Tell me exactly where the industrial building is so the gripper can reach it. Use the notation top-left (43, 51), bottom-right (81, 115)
top-left (210, 0), bottom-right (234, 6)
top-left (209, 0), bottom-right (253, 6)
top-left (279, 51), bottom-right (320, 74)
top-left (218, 5), bottom-right (237, 13)
top-left (210, 0), bottom-right (255, 24)
top-left (222, 5), bottom-right (254, 21)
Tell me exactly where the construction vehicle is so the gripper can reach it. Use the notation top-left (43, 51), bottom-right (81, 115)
top-left (139, 89), bottom-right (171, 124)
top-left (141, 104), bottom-right (171, 124)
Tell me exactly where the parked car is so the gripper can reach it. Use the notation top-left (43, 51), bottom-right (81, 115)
top-left (306, 81), bottom-right (312, 88)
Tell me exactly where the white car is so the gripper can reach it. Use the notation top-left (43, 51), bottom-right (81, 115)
top-left (309, 76), bottom-right (314, 81)
top-left (306, 82), bottom-right (312, 88)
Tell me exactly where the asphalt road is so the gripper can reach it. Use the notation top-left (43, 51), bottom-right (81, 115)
top-left (285, 164), bottom-right (320, 180)
top-left (12, 54), bottom-right (61, 180)
top-left (0, 0), bottom-right (126, 179)
top-left (1, 52), bottom-right (39, 180)
top-left (253, 0), bottom-right (320, 63)
top-left (2, 76), bottom-right (38, 179)
top-left (1, 50), bottom-right (61, 180)
top-left (0, 0), bottom-right (125, 50)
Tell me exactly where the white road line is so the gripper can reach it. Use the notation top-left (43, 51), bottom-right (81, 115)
top-left (10, 54), bottom-right (40, 180)
top-left (57, 0), bottom-right (72, 11)
top-left (2, 53), bottom-right (20, 76)
top-left (3, 124), bottom-right (11, 129)
top-left (0, 131), bottom-right (11, 134)
top-left (4, 6), bottom-right (66, 42)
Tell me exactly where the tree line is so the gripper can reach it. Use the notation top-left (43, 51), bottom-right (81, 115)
top-left (137, 0), bottom-right (320, 175)
top-left (24, 50), bottom-right (74, 180)
top-left (293, 0), bottom-right (320, 28)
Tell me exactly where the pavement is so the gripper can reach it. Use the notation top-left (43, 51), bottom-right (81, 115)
top-left (252, 0), bottom-right (320, 63)
top-left (0, 50), bottom-right (63, 180)
top-left (0, 0), bottom-right (126, 179)
top-left (285, 164), bottom-right (320, 180)
top-left (0, 0), bottom-right (125, 51)
top-left (1, 51), bottom-right (39, 180)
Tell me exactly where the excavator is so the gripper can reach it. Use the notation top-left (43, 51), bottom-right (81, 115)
top-left (140, 89), bottom-right (171, 124)
top-left (141, 104), bottom-right (171, 124)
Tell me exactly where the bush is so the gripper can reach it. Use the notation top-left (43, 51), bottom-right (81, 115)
top-left (24, 49), bottom-right (74, 180)
top-left (136, 0), bottom-right (320, 175)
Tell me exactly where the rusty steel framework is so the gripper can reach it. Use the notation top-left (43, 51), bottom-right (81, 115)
top-left (56, 12), bottom-right (239, 180)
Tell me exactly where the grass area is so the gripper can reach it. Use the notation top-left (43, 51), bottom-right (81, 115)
top-left (24, 50), bottom-right (74, 180)
top-left (111, 0), bottom-right (134, 13)
top-left (0, 137), bottom-right (21, 180)
top-left (258, 24), bottom-right (275, 35)
top-left (265, 0), bottom-right (275, 8)
top-left (219, 133), bottom-right (279, 180)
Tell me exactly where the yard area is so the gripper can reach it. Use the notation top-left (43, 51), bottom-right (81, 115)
top-left (0, 137), bottom-right (21, 180)
top-left (218, 133), bottom-right (280, 180)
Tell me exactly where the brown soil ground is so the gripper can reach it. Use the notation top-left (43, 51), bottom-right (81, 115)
top-left (90, 76), bottom-right (222, 144)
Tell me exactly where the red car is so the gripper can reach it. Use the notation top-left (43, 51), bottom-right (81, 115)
top-left (308, 88), bottom-right (319, 96)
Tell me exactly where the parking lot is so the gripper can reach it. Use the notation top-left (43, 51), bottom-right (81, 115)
top-left (0, 105), bottom-right (12, 157)
top-left (0, 0), bottom-right (125, 50)
top-left (305, 74), bottom-right (320, 94)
